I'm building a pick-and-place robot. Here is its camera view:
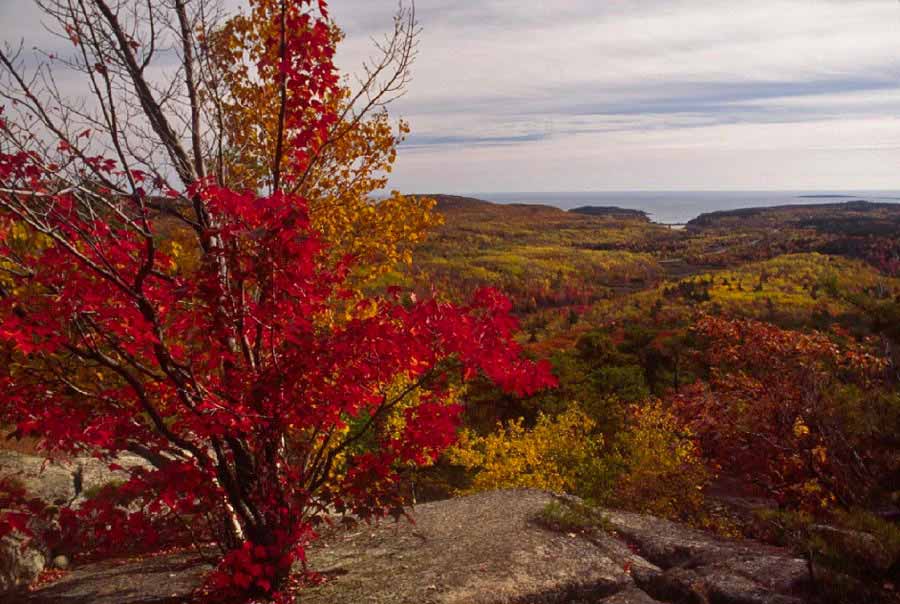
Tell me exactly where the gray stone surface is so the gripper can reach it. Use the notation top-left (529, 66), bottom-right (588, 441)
top-left (303, 489), bottom-right (633, 604)
top-left (0, 450), bottom-right (152, 598)
top-left (0, 533), bottom-right (46, 596)
top-left (0, 450), bottom-right (148, 507)
top-left (0, 451), bottom-right (78, 505)
top-left (14, 551), bottom-right (211, 604)
top-left (10, 489), bottom-right (815, 604)
top-left (600, 586), bottom-right (666, 603)
top-left (601, 508), bottom-right (809, 604)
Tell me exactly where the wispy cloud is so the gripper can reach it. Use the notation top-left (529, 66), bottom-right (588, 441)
top-left (403, 132), bottom-right (549, 149)
top-left (329, 0), bottom-right (900, 191)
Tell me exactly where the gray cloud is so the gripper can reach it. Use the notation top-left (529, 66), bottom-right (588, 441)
top-left (403, 132), bottom-right (549, 148)
top-left (326, 0), bottom-right (900, 191)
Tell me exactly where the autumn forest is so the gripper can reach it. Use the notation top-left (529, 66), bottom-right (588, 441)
top-left (406, 195), bottom-right (900, 601)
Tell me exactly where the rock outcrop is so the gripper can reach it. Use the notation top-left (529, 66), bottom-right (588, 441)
top-left (304, 489), bottom-right (633, 604)
top-left (301, 490), bottom-right (810, 604)
top-left (0, 533), bottom-right (46, 595)
top-left (0, 450), bottom-right (151, 598)
top-left (0, 450), bottom-right (146, 507)
top-left (600, 507), bottom-right (809, 604)
top-left (10, 489), bottom-right (814, 604)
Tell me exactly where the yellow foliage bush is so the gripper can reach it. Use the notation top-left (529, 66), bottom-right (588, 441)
top-left (447, 400), bottom-right (709, 523)
top-left (607, 400), bottom-right (710, 520)
top-left (447, 406), bottom-right (603, 495)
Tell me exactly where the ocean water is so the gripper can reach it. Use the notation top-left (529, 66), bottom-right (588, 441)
top-left (465, 191), bottom-right (900, 225)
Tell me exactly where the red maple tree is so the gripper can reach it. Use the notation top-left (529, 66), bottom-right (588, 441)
top-left (0, 0), bottom-right (555, 599)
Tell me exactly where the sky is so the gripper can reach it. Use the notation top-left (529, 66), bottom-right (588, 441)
top-left (3, 1), bottom-right (900, 193)
top-left (328, 0), bottom-right (900, 193)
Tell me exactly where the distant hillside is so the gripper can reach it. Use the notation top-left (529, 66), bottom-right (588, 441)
top-left (401, 194), bottom-right (670, 312)
top-left (569, 206), bottom-right (649, 221)
top-left (410, 194), bottom-right (649, 223)
top-left (410, 194), bottom-right (564, 217)
top-left (688, 200), bottom-right (900, 236)
top-left (410, 194), bottom-right (496, 212)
